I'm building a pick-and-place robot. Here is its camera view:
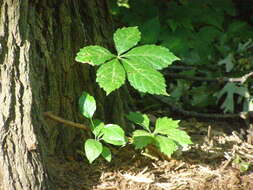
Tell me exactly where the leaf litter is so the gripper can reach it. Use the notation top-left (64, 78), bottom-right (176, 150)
top-left (49, 120), bottom-right (253, 190)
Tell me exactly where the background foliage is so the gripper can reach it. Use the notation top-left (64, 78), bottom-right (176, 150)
top-left (109, 0), bottom-right (253, 114)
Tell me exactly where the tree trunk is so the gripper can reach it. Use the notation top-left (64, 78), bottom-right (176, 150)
top-left (0, 0), bottom-right (125, 189)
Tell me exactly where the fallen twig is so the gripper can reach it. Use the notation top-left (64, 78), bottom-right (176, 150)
top-left (166, 71), bottom-right (253, 84)
top-left (152, 96), bottom-right (253, 120)
top-left (43, 111), bottom-right (89, 131)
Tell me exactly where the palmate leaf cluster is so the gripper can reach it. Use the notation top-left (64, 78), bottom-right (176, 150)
top-left (126, 112), bottom-right (192, 157)
top-left (76, 27), bottom-right (179, 96)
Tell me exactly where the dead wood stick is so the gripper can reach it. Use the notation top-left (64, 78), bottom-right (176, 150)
top-left (152, 96), bottom-right (253, 120)
top-left (166, 71), bottom-right (253, 84)
top-left (43, 111), bottom-right (89, 131)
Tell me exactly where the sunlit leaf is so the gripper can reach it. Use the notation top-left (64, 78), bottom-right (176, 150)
top-left (154, 117), bottom-right (180, 134)
top-left (124, 45), bottom-right (179, 70)
top-left (114, 27), bottom-right (141, 55)
top-left (102, 124), bottom-right (127, 146)
top-left (96, 59), bottom-right (126, 95)
top-left (92, 119), bottom-right (105, 138)
top-left (79, 92), bottom-right (96, 118)
top-left (75, 46), bottom-right (115, 66)
top-left (101, 146), bottom-right (112, 162)
top-left (122, 58), bottom-right (168, 95)
top-left (154, 136), bottom-right (178, 157)
top-left (84, 139), bottom-right (102, 164)
top-left (164, 129), bottom-right (192, 146)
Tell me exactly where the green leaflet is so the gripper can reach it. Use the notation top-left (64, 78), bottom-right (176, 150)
top-left (123, 45), bottom-right (179, 70)
top-left (132, 130), bottom-right (154, 149)
top-left (154, 136), bottom-right (178, 157)
top-left (165, 129), bottom-right (193, 147)
top-left (122, 58), bottom-right (168, 95)
top-left (84, 139), bottom-right (103, 164)
top-left (79, 92), bottom-right (96, 118)
top-left (101, 146), bottom-right (112, 162)
top-left (96, 59), bottom-right (126, 95)
top-left (75, 45), bottom-right (115, 66)
top-left (154, 117), bottom-right (192, 147)
top-left (91, 119), bottom-right (105, 138)
top-left (154, 117), bottom-right (180, 135)
top-left (102, 124), bottom-right (127, 146)
top-left (126, 112), bottom-right (150, 132)
top-left (114, 27), bottom-right (141, 55)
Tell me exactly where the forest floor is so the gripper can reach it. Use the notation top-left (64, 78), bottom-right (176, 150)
top-left (49, 119), bottom-right (253, 190)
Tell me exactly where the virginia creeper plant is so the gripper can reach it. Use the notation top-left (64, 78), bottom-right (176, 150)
top-left (75, 26), bottom-right (179, 95)
top-left (79, 91), bottom-right (127, 163)
top-left (76, 27), bottom-right (192, 163)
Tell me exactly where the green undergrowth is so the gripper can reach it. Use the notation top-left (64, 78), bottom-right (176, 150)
top-left (75, 26), bottom-right (192, 163)
top-left (110, 0), bottom-right (253, 114)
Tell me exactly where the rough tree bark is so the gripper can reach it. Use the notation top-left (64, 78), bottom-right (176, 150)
top-left (0, 0), bottom-right (127, 189)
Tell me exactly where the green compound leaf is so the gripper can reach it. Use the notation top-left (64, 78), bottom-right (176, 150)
top-left (96, 58), bottom-right (126, 95)
top-left (114, 27), bottom-right (141, 55)
top-left (214, 82), bottom-right (250, 113)
top-left (126, 112), bottom-right (150, 132)
top-left (75, 45), bottom-right (115, 66)
top-left (102, 124), bottom-right (127, 146)
top-left (122, 58), bottom-right (168, 95)
top-left (154, 117), bottom-right (180, 134)
top-left (101, 146), bottom-right (112, 162)
top-left (124, 45), bottom-right (179, 70)
top-left (84, 139), bottom-right (102, 164)
top-left (79, 92), bottom-right (96, 118)
top-left (132, 130), bottom-right (154, 149)
top-left (155, 136), bottom-right (178, 157)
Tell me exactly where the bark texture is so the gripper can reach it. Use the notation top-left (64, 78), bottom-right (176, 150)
top-left (0, 0), bottom-right (122, 189)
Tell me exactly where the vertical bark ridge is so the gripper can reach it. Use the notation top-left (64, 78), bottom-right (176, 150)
top-left (0, 1), bottom-right (49, 190)
top-left (0, 0), bottom-right (128, 189)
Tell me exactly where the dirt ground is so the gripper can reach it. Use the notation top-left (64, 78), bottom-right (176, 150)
top-left (49, 120), bottom-right (253, 190)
